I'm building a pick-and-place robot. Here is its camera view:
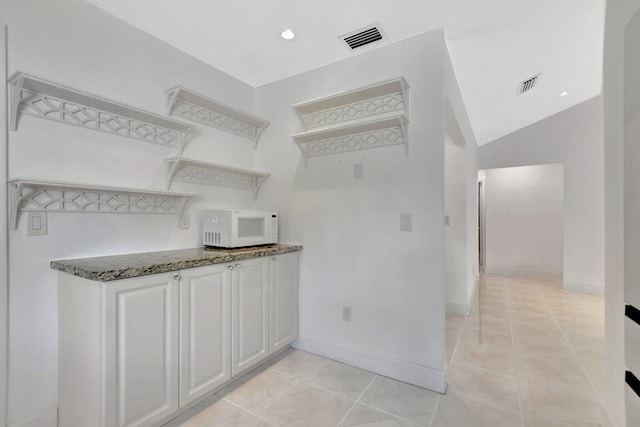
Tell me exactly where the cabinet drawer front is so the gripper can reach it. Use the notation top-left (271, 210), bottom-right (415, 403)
top-left (106, 275), bottom-right (179, 427)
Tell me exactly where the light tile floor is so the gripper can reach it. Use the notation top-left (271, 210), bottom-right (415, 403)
top-left (164, 274), bottom-right (609, 426)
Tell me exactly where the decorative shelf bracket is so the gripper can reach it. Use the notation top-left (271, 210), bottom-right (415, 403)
top-left (290, 77), bottom-right (410, 167)
top-left (8, 179), bottom-right (195, 230)
top-left (9, 72), bottom-right (195, 152)
top-left (165, 86), bottom-right (269, 150)
top-left (164, 157), bottom-right (270, 200)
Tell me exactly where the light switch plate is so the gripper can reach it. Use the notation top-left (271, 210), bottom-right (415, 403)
top-left (179, 213), bottom-right (190, 230)
top-left (400, 213), bottom-right (412, 231)
top-left (353, 162), bottom-right (364, 180)
top-left (27, 212), bottom-right (47, 236)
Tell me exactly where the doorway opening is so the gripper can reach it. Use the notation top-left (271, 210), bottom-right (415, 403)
top-left (477, 164), bottom-right (564, 280)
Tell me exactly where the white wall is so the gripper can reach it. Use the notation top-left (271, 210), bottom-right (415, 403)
top-left (483, 164), bottom-right (564, 278)
top-left (477, 96), bottom-right (604, 293)
top-left (443, 45), bottom-right (479, 316)
top-left (255, 32), bottom-right (447, 392)
top-left (444, 137), bottom-right (468, 314)
top-left (603, 1), bottom-right (640, 424)
top-left (1, 22), bottom-right (8, 427)
top-left (1, 1), bottom-right (262, 425)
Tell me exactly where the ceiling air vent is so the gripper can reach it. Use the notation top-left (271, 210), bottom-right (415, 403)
top-left (517, 74), bottom-right (541, 95)
top-left (340, 23), bottom-right (386, 50)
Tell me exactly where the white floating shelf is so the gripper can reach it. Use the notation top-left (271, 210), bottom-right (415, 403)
top-left (164, 157), bottom-right (270, 199)
top-left (292, 113), bottom-right (409, 167)
top-left (8, 178), bottom-right (195, 230)
top-left (9, 73), bottom-right (195, 153)
top-left (165, 86), bottom-right (269, 149)
top-left (292, 77), bottom-right (410, 130)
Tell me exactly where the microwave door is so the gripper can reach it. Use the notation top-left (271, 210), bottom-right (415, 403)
top-left (234, 215), bottom-right (266, 246)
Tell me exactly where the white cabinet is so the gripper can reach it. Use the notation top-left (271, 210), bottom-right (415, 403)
top-left (179, 264), bottom-right (232, 407)
top-left (231, 257), bottom-right (270, 376)
top-left (270, 252), bottom-right (299, 353)
top-left (105, 274), bottom-right (180, 427)
top-left (59, 272), bottom-right (179, 427)
top-left (58, 250), bottom-right (299, 427)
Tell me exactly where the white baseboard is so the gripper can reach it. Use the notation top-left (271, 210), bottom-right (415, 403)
top-left (293, 337), bottom-right (446, 393)
top-left (485, 266), bottom-right (562, 280)
top-left (446, 274), bottom-right (479, 316)
top-left (563, 281), bottom-right (604, 294)
top-left (445, 302), bottom-right (470, 316)
top-left (10, 406), bottom-right (57, 427)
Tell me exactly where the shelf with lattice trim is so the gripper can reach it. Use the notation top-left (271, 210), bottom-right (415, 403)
top-left (165, 86), bottom-right (269, 150)
top-left (8, 178), bottom-right (195, 230)
top-left (9, 72), bottom-right (194, 153)
top-left (291, 77), bottom-right (410, 166)
top-left (164, 157), bottom-right (269, 200)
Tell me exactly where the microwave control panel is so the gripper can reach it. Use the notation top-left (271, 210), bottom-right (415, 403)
top-left (271, 214), bottom-right (278, 241)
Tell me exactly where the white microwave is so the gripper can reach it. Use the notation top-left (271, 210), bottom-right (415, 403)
top-left (202, 209), bottom-right (278, 248)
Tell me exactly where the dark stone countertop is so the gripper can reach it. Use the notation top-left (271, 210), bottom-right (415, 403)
top-left (50, 244), bottom-right (303, 282)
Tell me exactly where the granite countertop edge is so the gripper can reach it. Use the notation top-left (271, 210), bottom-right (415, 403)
top-left (50, 244), bottom-right (303, 282)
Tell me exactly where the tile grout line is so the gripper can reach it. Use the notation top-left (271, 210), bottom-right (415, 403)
top-left (219, 369), bottom-right (301, 425)
top-left (336, 374), bottom-right (378, 426)
top-left (447, 296), bottom-right (472, 373)
top-left (426, 395), bottom-right (441, 427)
top-left (543, 287), bottom-right (615, 426)
top-left (353, 400), bottom-right (433, 427)
top-left (506, 278), bottom-right (526, 427)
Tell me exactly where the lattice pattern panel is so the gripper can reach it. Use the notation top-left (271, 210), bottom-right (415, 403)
top-left (172, 99), bottom-right (256, 139)
top-left (302, 92), bottom-right (405, 129)
top-left (304, 126), bottom-right (404, 157)
top-left (18, 187), bottom-right (182, 214)
top-left (17, 89), bottom-right (182, 146)
top-left (172, 164), bottom-right (255, 190)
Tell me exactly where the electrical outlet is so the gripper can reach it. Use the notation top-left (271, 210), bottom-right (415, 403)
top-left (179, 213), bottom-right (190, 229)
top-left (27, 212), bottom-right (47, 236)
top-left (353, 162), bottom-right (364, 180)
top-left (400, 213), bottom-right (412, 231)
top-left (342, 306), bottom-right (352, 322)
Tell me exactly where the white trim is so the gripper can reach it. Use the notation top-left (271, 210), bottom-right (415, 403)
top-left (563, 282), bottom-right (604, 294)
top-left (485, 266), bottom-right (562, 280)
top-left (1, 23), bottom-right (8, 427)
top-left (447, 273), bottom-right (479, 316)
top-left (445, 302), bottom-right (470, 316)
top-left (293, 337), bottom-right (446, 393)
top-left (9, 405), bottom-right (57, 427)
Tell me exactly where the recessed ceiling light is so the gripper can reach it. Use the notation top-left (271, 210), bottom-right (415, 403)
top-left (560, 91), bottom-right (569, 97)
top-left (281, 28), bottom-right (295, 40)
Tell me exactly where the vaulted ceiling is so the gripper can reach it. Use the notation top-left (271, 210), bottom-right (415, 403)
top-left (85, 0), bottom-right (604, 146)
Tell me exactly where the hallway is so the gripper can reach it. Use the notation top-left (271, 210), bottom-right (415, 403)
top-left (445, 274), bottom-right (607, 426)
top-left (163, 274), bottom-right (607, 426)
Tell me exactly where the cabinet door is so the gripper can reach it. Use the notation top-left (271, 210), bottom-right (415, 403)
top-left (232, 257), bottom-right (270, 376)
top-left (179, 264), bottom-right (232, 407)
top-left (104, 273), bottom-right (179, 427)
top-left (270, 252), bottom-right (299, 353)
